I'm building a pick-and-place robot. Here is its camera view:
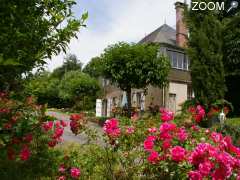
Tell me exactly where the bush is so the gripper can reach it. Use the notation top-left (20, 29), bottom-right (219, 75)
top-left (69, 109), bottom-right (240, 179)
top-left (0, 92), bottom-right (67, 179)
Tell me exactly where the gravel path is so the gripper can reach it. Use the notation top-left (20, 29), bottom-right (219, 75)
top-left (46, 111), bottom-right (105, 146)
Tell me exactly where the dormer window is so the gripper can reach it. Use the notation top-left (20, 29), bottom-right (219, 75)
top-left (166, 49), bottom-right (189, 71)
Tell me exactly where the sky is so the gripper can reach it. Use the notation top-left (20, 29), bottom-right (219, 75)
top-left (46, 0), bottom-right (190, 71)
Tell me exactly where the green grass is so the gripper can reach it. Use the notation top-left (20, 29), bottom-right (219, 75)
top-left (226, 117), bottom-right (240, 126)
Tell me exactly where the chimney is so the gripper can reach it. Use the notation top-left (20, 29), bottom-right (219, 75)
top-left (175, 1), bottom-right (188, 48)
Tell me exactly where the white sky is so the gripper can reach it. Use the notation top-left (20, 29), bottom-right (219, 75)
top-left (46, 0), bottom-right (190, 71)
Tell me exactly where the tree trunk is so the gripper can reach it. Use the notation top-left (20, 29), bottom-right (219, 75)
top-left (126, 88), bottom-right (132, 118)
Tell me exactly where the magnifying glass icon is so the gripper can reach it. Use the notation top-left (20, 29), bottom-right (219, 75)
top-left (227, 1), bottom-right (239, 13)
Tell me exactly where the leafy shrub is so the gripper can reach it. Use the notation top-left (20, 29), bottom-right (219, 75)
top-left (0, 92), bottom-right (67, 179)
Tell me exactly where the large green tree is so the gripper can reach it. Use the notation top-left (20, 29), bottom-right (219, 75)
top-left (83, 57), bottom-right (104, 78)
top-left (0, 0), bottom-right (87, 91)
top-left (101, 42), bottom-right (170, 117)
top-left (59, 71), bottom-right (101, 110)
top-left (223, 12), bottom-right (240, 115)
top-left (186, 1), bottom-right (226, 106)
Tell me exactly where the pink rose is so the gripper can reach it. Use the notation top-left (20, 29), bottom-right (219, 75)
top-left (147, 151), bottom-right (159, 164)
top-left (144, 140), bottom-right (154, 151)
top-left (162, 140), bottom-right (171, 150)
top-left (159, 122), bottom-right (176, 133)
top-left (70, 114), bottom-right (82, 121)
top-left (58, 164), bottom-right (65, 173)
top-left (188, 171), bottom-right (203, 180)
top-left (60, 120), bottom-right (67, 127)
top-left (125, 126), bottom-right (135, 134)
top-left (103, 118), bottom-right (121, 138)
top-left (70, 167), bottom-right (81, 179)
top-left (170, 146), bottom-right (186, 162)
top-left (20, 145), bottom-right (31, 161)
top-left (160, 108), bottom-right (174, 122)
top-left (42, 121), bottom-right (53, 132)
top-left (22, 133), bottom-right (33, 143)
top-left (148, 127), bottom-right (157, 133)
top-left (58, 176), bottom-right (66, 180)
top-left (177, 127), bottom-right (188, 142)
top-left (53, 128), bottom-right (64, 139)
top-left (198, 161), bottom-right (213, 176)
top-left (211, 132), bottom-right (223, 143)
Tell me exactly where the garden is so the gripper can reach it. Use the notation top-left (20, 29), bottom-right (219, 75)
top-left (1, 0), bottom-right (240, 180)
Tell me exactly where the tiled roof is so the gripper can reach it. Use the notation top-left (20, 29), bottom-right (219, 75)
top-left (139, 24), bottom-right (176, 46)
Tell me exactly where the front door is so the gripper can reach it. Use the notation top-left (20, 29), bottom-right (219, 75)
top-left (168, 93), bottom-right (176, 113)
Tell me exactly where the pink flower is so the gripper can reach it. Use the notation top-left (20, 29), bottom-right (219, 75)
top-left (159, 132), bottom-right (172, 140)
top-left (146, 135), bottom-right (157, 141)
top-left (58, 176), bottom-right (66, 180)
top-left (55, 121), bottom-right (61, 128)
top-left (144, 139), bottom-right (154, 152)
top-left (53, 128), bottom-right (64, 139)
top-left (131, 113), bottom-right (139, 121)
top-left (205, 129), bottom-right (210, 134)
top-left (198, 161), bottom-right (213, 176)
top-left (103, 118), bottom-right (121, 138)
top-left (188, 171), bottom-right (203, 180)
top-left (147, 151), bottom-right (159, 164)
top-left (70, 167), bottom-right (81, 179)
top-left (211, 132), bottom-right (223, 143)
top-left (20, 145), bottom-right (31, 161)
top-left (48, 140), bottom-right (57, 148)
top-left (60, 120), bottom-right (67, 127)
top-left (191, 125), bottom-right (199, 131)
top-left (42, 121), bottom-right (53, 132)
top-left (125, 126), bottom-right (135, 135)
top-left (58, 164), bottom-right (66, 173)
top-left (70, 114), bottom-right (82, 121)
top-left (193, 105), bottom-right (206, 123)
top-left (160, 108), bottom-right (174, 122)
top-left (148, 127), bottom-right (157, 133)
top-left (170, 146), bottom-right (186, 162)
top-left (162, 140), bottom-right (171, 150)
top-left (159, 122), bottom-right (176, 133)
top-left (177, 127), bottom-right (188, 142)
top-left (22, 133), bottom-right (33, 143)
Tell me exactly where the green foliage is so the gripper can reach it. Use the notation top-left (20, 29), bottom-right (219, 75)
top-left (101, 42), bottom-right (170, 116)
top-left (59, 71), bottom-right (101, 110)
top-left (52, 54), bottom-right (83, 79)
top-left (24, 72), bottom-right (65, 107)
top-left (186, 1), bottom-right (226, 106)
top-left (102, 42), bottom-right (170, 91)
top-left (0, 0), bottom-right (87, 91)
top-left (83, 57), bottom-right (104, 78)
top-left (214, 118), bottom-right (240, 146)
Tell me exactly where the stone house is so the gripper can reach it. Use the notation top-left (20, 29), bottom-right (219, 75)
top-left (97, 1), bottom-right (193, 117)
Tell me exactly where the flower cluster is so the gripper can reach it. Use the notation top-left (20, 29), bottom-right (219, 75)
top-left (70, 113), bottom-right (86, 135)
top-left (142, 108), bottom-right (240, 179)
top-left (44, 120), bottom-right (67, 148)
top-left (160, 108), bottom-right (174, 122)
top-left (0, 94), bottom-right (67, 161)
top-left (188, 141), bottom-right (240, 180)
top-left (57, 163), bottom-right (81, 180)
top-left (189, 105), bottom-right (206, 123)
top-left (103, 118), bottom-right (121, 138)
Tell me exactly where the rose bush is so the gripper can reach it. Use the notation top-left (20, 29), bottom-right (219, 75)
top-left (0, 92), bottom-right (70, 179)
top-left (141, 109), bottom-right (240, 179)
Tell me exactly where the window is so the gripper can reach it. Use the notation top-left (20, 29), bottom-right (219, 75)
top-left (178, 53), bottom-right (184, 69)
top-left (166, 50), bottom-right (189, 70)
top-left (172, 52), bottom-right (178, 68)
